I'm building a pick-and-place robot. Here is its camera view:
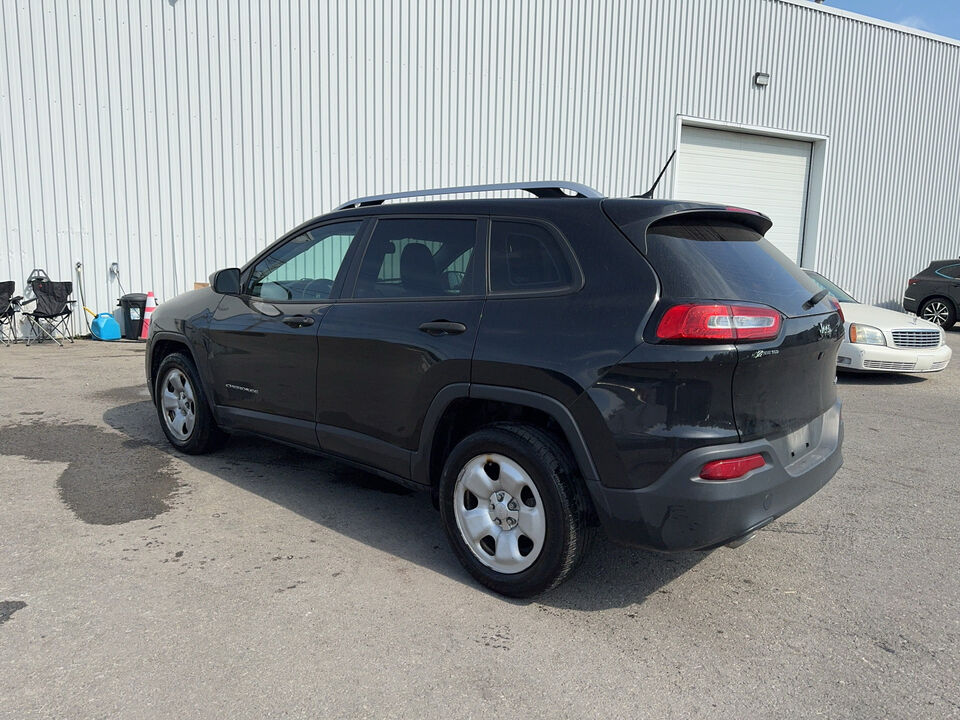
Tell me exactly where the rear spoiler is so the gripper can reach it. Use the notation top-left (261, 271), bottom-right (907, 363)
top-left (656, 208), bottom-right (773, 235)
top-left (602, 199), bottom-right (773, 255)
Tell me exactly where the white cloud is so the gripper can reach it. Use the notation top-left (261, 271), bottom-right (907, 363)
top-left (898, 15), bottom-right (930, 31)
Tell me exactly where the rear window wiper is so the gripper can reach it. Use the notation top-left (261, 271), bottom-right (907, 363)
top-left (802, 288), bottom-right (830, 310)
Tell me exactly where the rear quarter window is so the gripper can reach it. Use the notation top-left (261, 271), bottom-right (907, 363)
top-left (935, 263), bottom-right (960, 279)
top-left (489, 220), bottom-right (578, 294)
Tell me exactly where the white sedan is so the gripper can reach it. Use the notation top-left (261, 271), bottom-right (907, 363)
top-left (805, 270), bottom-right (952, 374)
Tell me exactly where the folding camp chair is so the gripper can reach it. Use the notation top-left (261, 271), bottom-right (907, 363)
top-left (22, 280), bottom-right (75, 347)
top-left (0, 281), bottom-right (23, 346)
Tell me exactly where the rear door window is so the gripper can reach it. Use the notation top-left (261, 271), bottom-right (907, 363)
top-left (353, 218), bottom-right (479, 299)
top-left (644, 218), bottom-right (824, 317)
top-left (489, 220), bottom-right (578, 293)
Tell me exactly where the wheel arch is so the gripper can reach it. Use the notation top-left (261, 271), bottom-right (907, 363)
top-left (415, 384), bottom-right (601, 508)
top-left (919, 294), bottom-right (956, 310)
top-left (149, 333), bottom-right (207, 407)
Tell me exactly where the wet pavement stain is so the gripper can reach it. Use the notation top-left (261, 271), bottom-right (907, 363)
top-left (0, 600), bottom-right (27, 625)
top-left (0, 421), bottom-right (180, 525)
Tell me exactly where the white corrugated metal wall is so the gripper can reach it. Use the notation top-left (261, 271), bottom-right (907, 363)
top-left (2, 0), bottom-right (959, 335)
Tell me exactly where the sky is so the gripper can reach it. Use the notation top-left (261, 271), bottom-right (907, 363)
top-left (822, 0), bottom-right (960, 40)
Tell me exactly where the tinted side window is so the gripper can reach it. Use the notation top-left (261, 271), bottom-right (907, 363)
top-left (355, 218), bottom-right (478, 298)
top-left (489, 220), bottom-right (575, 293)
top-left (247, 221), bottom-right (363, 301)
top-left (936, 263), bottom-right (960, 279)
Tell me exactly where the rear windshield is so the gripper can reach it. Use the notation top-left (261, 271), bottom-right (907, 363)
top-left (644, 218), bottom-right (824, 317)
top-left (805, 270), bottom-right (858, 303)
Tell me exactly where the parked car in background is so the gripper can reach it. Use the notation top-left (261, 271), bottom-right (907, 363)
top-left (806, 270), bottom-right (952, 374)
top-left (902, 259), bottom-right (960, 329)
top-left (145, 182), bottom-right (845, 596)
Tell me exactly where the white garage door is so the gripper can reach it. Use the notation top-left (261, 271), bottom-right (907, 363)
top-left (675, 126), bottom-right (812, 263)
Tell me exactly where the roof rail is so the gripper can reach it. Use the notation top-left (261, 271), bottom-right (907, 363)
top-left (334, 181), bottom-right (604, 211)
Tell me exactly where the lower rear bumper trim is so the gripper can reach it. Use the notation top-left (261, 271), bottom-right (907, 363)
top-left (585, 401), bottom-right (843, 551)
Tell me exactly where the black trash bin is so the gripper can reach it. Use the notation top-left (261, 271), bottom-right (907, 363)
top-left (118, 293), bottom-right (147, 339)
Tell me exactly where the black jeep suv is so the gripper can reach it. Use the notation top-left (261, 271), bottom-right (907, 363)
top-left (146, 182), bottom-right (844, 596)
top-left (903, 259), bottom-right (960, 328)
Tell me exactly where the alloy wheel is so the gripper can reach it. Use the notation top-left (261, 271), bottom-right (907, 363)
top-left (921, 301), bottom-right (950, 326)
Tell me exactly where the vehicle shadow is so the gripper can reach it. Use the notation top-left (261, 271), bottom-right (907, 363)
top-left (102, 394), bottom-right (704, 610)
top-left (837, 372), bottom-right (926, 386)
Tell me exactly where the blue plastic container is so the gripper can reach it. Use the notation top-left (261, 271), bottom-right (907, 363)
top-left (91, 312), bottom-right (121, 341)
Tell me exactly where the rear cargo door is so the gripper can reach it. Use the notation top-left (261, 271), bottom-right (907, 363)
top-left (638, 214), bottom-right (843, 441)
top-left (732, 312), bottom-right (842, 439)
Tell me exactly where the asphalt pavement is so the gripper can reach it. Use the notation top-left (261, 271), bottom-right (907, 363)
top-left (1, 334), bottom-right (958, 719)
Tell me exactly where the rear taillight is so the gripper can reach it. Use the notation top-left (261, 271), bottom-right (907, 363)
top-left (699, 454), bottom-right (766, 481)
top-left (830, 297), bottom-right (844, 323)
top-left (656, 303), bottom-right (781, 342)
top-left (907, 278), bottom-right (920, 286)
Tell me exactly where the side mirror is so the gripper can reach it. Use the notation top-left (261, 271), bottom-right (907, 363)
top-left (210, 268), bottom-right (241, 294)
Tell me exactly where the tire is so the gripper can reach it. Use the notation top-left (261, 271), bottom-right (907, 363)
top-left (154, 352), bottom-right (227, 454)
top-left (438, 423), bottom-right (594, 597)
top-left (918, 297), bottom-right (956, 329)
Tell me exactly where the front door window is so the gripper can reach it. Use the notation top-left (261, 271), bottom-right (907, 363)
top-left (247, 221), bottom-right (364, 301)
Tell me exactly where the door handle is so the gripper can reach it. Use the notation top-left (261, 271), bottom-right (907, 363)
top-left (418, 320), bottom-right (467, 336)
top-left (282, 315), bottom-right (315, 328)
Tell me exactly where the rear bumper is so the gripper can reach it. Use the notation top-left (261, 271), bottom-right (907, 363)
top-left (586, 401), bottom-right (843, 551)
top-left (902, 295), bottom-right (919, 314)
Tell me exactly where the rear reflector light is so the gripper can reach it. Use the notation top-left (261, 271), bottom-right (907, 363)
top-left (699, 454), bottom-right (765, 481)
top-left (656, 303), bottom-right (781, 342)
top-left (830, 297), bottom-right (844, 323)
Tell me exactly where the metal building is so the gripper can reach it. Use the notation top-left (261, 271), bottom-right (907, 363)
top-left (2, 0), bottom-right (959, 336)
